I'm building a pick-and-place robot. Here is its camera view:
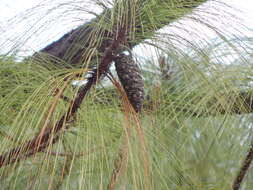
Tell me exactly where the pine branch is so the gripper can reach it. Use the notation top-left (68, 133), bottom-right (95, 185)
top-left (0, 26), bottom-right (127, 168)
top-left (0, 0), bottom-right (208, 168)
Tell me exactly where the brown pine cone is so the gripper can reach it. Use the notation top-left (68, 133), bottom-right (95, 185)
top-left (114, 53), bottom-right (144, 113)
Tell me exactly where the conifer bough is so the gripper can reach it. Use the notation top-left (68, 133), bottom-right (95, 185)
top-left (0, 0), bottom-right (208, 168)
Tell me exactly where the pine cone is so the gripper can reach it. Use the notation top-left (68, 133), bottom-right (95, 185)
top-left (114, 53), bottom-right (144, 113)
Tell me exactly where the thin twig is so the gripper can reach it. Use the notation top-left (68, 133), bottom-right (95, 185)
top-left (233, 143), bottom-right (253, 190)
